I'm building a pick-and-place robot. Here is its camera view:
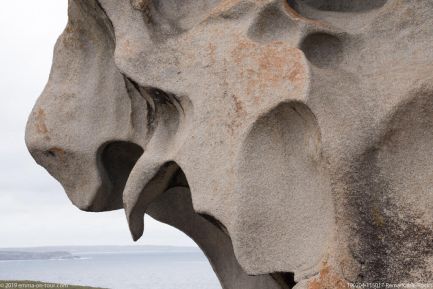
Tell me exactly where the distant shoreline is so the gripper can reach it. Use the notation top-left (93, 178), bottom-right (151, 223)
top-left (0, 245), bottom-right (197, 251)
top-left (0, 251), bottom-right (76, 261)
top-left (0, 245), bottom-right (200, 261)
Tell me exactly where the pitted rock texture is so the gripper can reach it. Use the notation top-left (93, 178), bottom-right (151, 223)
top-left (25, 0), bottom-right (433, 288)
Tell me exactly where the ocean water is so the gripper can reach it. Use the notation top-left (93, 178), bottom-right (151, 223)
top-left (0, 247), bottom-right (222, 289)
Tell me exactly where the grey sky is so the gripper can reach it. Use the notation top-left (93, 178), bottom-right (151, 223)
top-left (0, 1), bottom-right (195, 248)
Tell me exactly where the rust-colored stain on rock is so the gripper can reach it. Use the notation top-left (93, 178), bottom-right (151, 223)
top-left (308, 262), bottom-right (349, 289)
top-left (36, 108), bottom-right (48, 134)
top-left (209, 0), bottom-right (244, 17)
top-left (232, 39), bottom-right (307, 100)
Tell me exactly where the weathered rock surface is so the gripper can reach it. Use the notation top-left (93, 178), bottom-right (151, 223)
top-left (25, 0), bottom-right (433, 288)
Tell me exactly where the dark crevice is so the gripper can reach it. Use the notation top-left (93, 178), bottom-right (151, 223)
top-left (127, 78), bottom-right (157, 129)
top-left (99, 141), bottom-right (144, 208)
top-left (286, 0), bottom-right (300, 13)
top-left (199, 213), bottom-right (229, 235)
top-left (145, 87), bottom-right (184, 114)
top-left (94, 0), bottom-right (116, 45)
top-left (46, 150), bottom-right (56, 158)
top-left (123, 77), bottom-right (141, 131)
top-left (289, 0), bottom-right (387, 13)
top-left (168, 168), bottom-right (189, 188)
top-left (271, 272), bottom-right (297, 289)
top-left (124, 77), bottom-right (187, 130)
top-left (123, 77), bottom-right (157, 136)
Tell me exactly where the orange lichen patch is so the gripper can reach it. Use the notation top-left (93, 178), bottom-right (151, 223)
top-left (257, 42), bottom-right (305, 85)
top-left (308, 262), bottom-right (349, 289)
top-left (208, 0), bottom-right (270, 18)
top-left (215, 0), bottom-right (242, 11)
top-left (209, 0), bottom-right (245, 17)
top-left (288, 60), bottom-right (305, 83)
top-left (231, 38), bottom-right (307, 100)
top-left (36, 108), bottom-right (48, 134)
top-left (231, 38), bottom-right (257, 65)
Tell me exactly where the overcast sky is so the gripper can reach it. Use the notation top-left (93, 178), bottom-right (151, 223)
top-left (0, 1), bottom-right (195, 248)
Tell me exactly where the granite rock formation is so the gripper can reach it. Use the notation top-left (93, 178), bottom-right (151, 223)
top-left (25, 0), bottom-right (433, 288)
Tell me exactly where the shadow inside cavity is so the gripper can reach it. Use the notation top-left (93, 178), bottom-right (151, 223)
top-left (289, 0), bottom-right (387, 13)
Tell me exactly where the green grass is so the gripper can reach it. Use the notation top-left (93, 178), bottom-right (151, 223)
top-left (0, 280), bottom-right (106, 289)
